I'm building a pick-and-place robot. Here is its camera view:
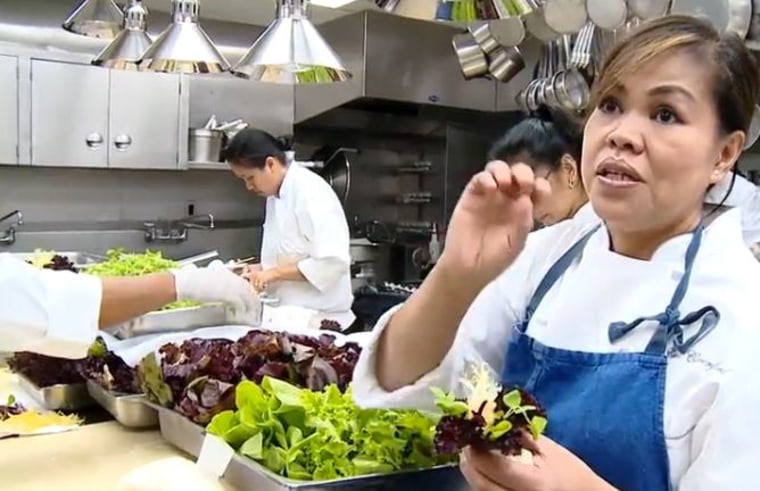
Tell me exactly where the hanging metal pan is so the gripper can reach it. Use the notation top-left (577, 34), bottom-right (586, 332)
top-left (670, 0), bottom-right (752, 38)
top-left (452, 32), bottom-right (489, 79)
top-left (745, 0), bottom-right (760, 51)
top-left (586, 0), bottom-right (628, 30)
top-left (524, 7), bottom-right (560, 42)
top-left (543, 0), bottom-right (588, 35)
top-left (627, 0), bottom-right (670, 20)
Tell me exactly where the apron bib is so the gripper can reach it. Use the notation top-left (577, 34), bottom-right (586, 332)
top-left (501, 225), bottom-right (719, 490)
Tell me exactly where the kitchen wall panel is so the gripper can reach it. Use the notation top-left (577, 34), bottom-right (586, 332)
top-left (0, 166), bottom-right (265, 260)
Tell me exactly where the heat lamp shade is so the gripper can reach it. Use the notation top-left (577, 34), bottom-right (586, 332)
top-left (139, 21), bottom-right (230, 74)
top-left (232, 17), bottom-right (352, 84)
top-left (93, 29), bottom-right (153, 70)
top-left (62, 0), bottom-right (123, 39)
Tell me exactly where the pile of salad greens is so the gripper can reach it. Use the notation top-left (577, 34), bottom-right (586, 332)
top-left (206, 377), bottom-right (451, 481)
top-left (9, 337), bottom-right (139, 393)
top-left (84, 249), bottom-right (199, 310)
top-left (138, 330), bottom-right (362, 424)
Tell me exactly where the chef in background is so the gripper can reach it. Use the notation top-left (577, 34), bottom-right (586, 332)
top-left (487, 107), bottom-right (593, 227)
top-left (0, 260), bottom-right (257, 359)
top-left (223, 128), bottom-right (355, 330)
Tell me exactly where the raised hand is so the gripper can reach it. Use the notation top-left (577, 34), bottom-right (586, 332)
top-left (438, 161), bottom-right (551, 290)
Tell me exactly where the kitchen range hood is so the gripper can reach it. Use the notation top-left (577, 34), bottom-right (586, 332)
top-left (139, 0), bottom-right (230, 74)
top-left (294, 10), bottom-right (503, 121)
top-left (62, 0), bottom-right (123, 39)
top-left (92, 0), bottom-right (152, 69)
top-left (232, 0), bottom-right (351, 84)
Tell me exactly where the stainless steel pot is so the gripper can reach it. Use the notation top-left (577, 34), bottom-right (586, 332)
top-left (188, 128), bottom-right (224, 163)
top-left (452, 32), bottom-right (489, 79)
top-left (488, 46), bottom-right (526, 83)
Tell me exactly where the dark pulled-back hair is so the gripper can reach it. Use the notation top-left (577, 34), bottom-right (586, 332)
top-left (487, 106), bottom-right (584, 172)
top-left (221, 128), bottom-right (291, 169)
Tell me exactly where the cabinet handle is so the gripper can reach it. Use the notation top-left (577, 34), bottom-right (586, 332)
top-left (85, 133), bottom-right (104, 149)
top-left (113, 134), bottom-right (133, 151)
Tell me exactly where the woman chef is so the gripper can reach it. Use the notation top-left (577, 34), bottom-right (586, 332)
top-left (1, 259), bottom-right (257, 358)
top-left (352, 16), bottom-right (760, 491)
top-left (223, 129), bottom-right (355, 330)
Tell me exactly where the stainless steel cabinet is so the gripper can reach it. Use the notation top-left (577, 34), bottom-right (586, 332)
top-left (109, 70), bottom-right (180, 169)
top-left (31, 60), bottom-right (109, 167)
top-left (0, 55), bottom-right (20, 165)
top-left (30, 59), bottom-right (181, 169)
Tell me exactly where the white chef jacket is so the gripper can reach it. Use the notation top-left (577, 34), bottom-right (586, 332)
top-left (352, 208), bottom-right (760, 490)
top-left (705, 173), bottom-right (760, 246)
top-left (570, 201), bottom-right (597, 225)
top-left (260, 163), bottom-right (354, 327)
top-left (0, 253), bottom-right (102, 359)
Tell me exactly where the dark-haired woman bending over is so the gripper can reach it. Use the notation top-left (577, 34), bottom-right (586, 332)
top-left (488, 109), bottom-right (592, 227)
top-left (222, 129), bottom-right (354, 330)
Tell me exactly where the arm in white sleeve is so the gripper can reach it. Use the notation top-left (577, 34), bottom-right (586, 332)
top-left (295, 194), bottom-right (351, 292)
top-left (350, 220), bottom-right (583, 411)
top-left (677, 350), bottom-right (760, 490)
top-left (0, 254), bottom-right (102, 359)
top-left (351, 272), bottom-right (520, 411)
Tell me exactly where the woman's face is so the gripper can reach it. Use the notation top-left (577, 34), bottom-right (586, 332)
top-left (533, 156), bottom-right (583, 226)
top-left (582, 49), bottom-right (743, 234)
top-left (230, 157), bottom-right (282, 197)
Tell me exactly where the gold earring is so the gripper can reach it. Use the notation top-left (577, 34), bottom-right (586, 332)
top-left (568, 180), bottom-right (575, 189)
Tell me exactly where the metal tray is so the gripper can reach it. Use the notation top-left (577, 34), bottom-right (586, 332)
top-left (148, 403), bottom-right (206, 457)
top-left (17, 374), bottom-right (95, 411)
top-left (10, 251), bottom-right (104, 268)
top-left (86, 380), bottom-right (158, 428)
top-left (225, 457), bottom-right (465, 491)
top-left (108, 304), bottom-right (231, 339)
top-left (150, 404), bottom-right (467, 491)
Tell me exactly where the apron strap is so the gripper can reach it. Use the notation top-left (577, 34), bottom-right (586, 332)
top-left (516, 225), bottom-right (600, 332)
top-left (607, 225), bottom-right (719, 355)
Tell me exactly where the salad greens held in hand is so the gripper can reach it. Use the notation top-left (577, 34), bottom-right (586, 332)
top-left (207, 377), bottom-right (449, 481)
top-left (432, 364), bottom-right (547, 460)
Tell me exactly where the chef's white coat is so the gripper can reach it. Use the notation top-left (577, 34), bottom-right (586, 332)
top-left (260, 163), bottom-right (354, 327)
top-left (705, 173), bottom-right (760, 246)
top-left (352, 208), bottom-right (760, 490)
top-left (0, 254), bottom-right (101, 358)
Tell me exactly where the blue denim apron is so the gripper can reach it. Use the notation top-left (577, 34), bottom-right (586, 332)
top-left (500, 225), bottom-right (719, 491)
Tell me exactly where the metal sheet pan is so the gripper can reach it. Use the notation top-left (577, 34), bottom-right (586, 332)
top-left (150, 404), bottom-right (467, 491)
top-left (148, 403), bottom-right (206, 457)
top-left (225, 457), bottom-right (465, 491)
top-left (86, 380), bottom-right (158, 428)
top-left (107, 304), bottom-right (231, 339)
top-left (17, 374), bottom-right (95, 411)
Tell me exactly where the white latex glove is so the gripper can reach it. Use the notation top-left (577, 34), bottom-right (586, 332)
top-left (117, 457), bottom-right (226, 491)
top-left (171, 263), bottom-right (257, 314)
